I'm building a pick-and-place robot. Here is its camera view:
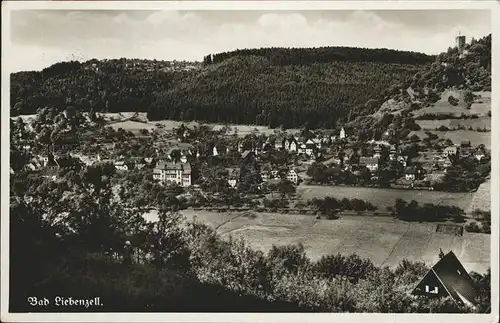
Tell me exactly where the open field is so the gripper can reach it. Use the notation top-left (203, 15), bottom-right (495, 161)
top-left (101, 113), bottom-right (302, 137)
top-left (296, 185), bottom-right (475, 210)
top-left (469, 102), bottom-right (491, 117)
top-left (415, 117), bottom-right (491, 130)
top-left (156, 209), bottom-right (490, 273)
top-left (467, 180), bottom-right (491, 213)
top-left (471, 91), bottom-right (492, 116)
top-left (409, 130), bottom-right (491, 149)
top-left (413, 89), bottom-right (472, 117)
top-left (108, 120), bottom-right (157, 133)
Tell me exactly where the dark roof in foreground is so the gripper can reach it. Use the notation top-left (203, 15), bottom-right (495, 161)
top-left (412, 251), bottom-right (478, 307)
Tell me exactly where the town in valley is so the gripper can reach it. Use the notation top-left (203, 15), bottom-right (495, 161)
top-left (7, 8), bottom-right (493, 315)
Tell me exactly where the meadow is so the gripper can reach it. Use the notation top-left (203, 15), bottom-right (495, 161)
top-left (102, 112), bottom-right (301, 137)
top-left (296, 185), bottom-right (475, 210)
top-left (168, 209), bottom-right (490, 274)
top-left (108, 120), bottom-right (157, 133)
top-left (409, 130), bottom-right (491, 149)
top-left (415, 117), bottom-right (491, 130)
top-left (467, 180), bottom-right (491, 213)
top-left (412, 89), bottom-right (471, 117)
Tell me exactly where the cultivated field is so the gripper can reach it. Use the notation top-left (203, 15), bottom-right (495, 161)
top-left (101, 113), bottom-right (301, 137)
top-left (415, 117), bottom-right (491, 130)
top-left (409, 130), bottom-right (491, 149)
top-left (109, 120), bottom-right (157, 133)
top-left (471, 91), bottom-right (492, 116)
top-left (413, 89), bottom-right (471, 117)
top-left (168, 209), bottom-right (490, 274)
top-left (467, 180), bottom-right (491, 213)
top-left (296, 185), bottom-right (475, 210)
top-left (469, 102), bottom-right (491, 117)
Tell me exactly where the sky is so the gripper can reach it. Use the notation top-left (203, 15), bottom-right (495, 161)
top-left (9, 9), bottom-right (491, 72)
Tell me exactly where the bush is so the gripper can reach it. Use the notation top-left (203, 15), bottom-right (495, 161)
top-left (465, 222), bottom-right (481, 233)
top-left (410, 134), bottom-right (420, 142)
top-left (437, 125), bottom-right (449, 131)
top-left (448, 95), bottom-right (459, 106)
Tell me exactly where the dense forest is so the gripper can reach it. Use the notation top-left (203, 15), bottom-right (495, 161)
top-left (203, 46), bottom-right (434, 66)
top-left (10, 59), bottom-right (197, 116)
top-left (11, 47), bottom-right (434, 128)
top-left (10, 36), bottom-right (490, 129)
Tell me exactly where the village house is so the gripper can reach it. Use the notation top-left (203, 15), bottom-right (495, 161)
top-left (180, 154), bottom-right (188, 164)
top-left (460, 140), bottom-right (471, 148)
top-left (270, 169), bottom-right (280, 180)
top-left (443, 145), bottom-right (458, 157)
top-left (262, 139), bottom-right (273, 152)
top-left (26, 159), bottom-right (44, 171)
top-left (397, 155), bottom-right (408, 167)
top-left (41, 154), bottom-right (83, 179)
top-left (311, 138), bottom-right (322, 149)
top-left (298, 143), bottom-right (307, 154)
top-left (227, 168), bottom-right (241, 188)
top-left (69, 153), bottom-right (97, 167)
top-left (389, 145), bottom-right (398, 160)
top-left (459, 147), bottom-right (473, 159)
top-left (412, 251), bottom-right (478, 309)
top-left (305, 142), bottom-right (316, 156)
top-left (404, 166), bottom-right (424, 181)
top-left (241, 150), bottom-right (255, 161)
top-left (274, 136), bottom-right (284, 151)
top-left (284, 136), bottom-right (299, 152)
top-left (286, 169), bottom-right (299, 184)
top-left (373, 145), bottom-right (382, 159)
top-left (474, 149), bottom-right (485, 161)
top-left (153, 161), bottom-right (192, 187)
top-left (339, 127), bottom-right (346, 139)
top-left (359, 157), bottom-right (379, 172)
top-left (144, 157), bottom-right (156, 167)
top-left (129, 157), bottom-right (146, 169)
top-left (237, 141), bottom-right (245, 153)
top-left (114, 160), bottom-right (133, 171)
top-left (37, 154), bottom-right (50, 167)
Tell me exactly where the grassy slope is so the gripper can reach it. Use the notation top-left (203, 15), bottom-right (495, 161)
top-left (174, 209), bottom-right (490, 273)
top-left (296, 185), bottom-right (474, 210)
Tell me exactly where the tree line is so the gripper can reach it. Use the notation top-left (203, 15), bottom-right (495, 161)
top-left (11, 47), bottom-right (431, 129)
top-left (203, 46), bottom-right (435, 66)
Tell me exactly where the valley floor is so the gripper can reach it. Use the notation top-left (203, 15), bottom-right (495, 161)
top-left (143, 209), bottom-right (491, 274)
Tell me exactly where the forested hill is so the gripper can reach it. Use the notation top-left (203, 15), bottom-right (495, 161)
top-left (11, 46), bottom-right (435, 128)
top-left (346, 34), bottom-right (491, 142)
top-left (203, 46), bottom-right (434, 66)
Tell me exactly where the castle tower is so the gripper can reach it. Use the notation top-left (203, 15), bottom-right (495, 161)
top-left (456, 32), bottom-right (466, 54)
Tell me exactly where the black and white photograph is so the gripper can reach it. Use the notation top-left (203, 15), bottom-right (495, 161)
top-left (1, 1), bottom-right (498, 322)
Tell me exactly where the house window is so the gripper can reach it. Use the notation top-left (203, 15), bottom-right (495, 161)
top-left (425, 285), bottom-right (439, 294)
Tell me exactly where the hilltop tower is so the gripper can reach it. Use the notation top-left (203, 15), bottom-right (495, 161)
top-left (456, 32), bottom-right (466, 54)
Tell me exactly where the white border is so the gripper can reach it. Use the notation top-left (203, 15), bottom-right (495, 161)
top-left (1, 1), bottom-right (498, 323)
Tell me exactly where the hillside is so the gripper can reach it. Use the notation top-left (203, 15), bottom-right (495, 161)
top-left (10, 59), bottom-right (201, 116)
top-left (347, 34), bottom-right (491, 142)
top-left (10, 47), bottom-right (434, 129)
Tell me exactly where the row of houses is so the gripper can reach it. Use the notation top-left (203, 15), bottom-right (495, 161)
top-left (443, 144), bottom-right (486, 160)
top-left (226, 166), bottom-right (300, 189)
top-left (274, 128), bottom-right (346, 155)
